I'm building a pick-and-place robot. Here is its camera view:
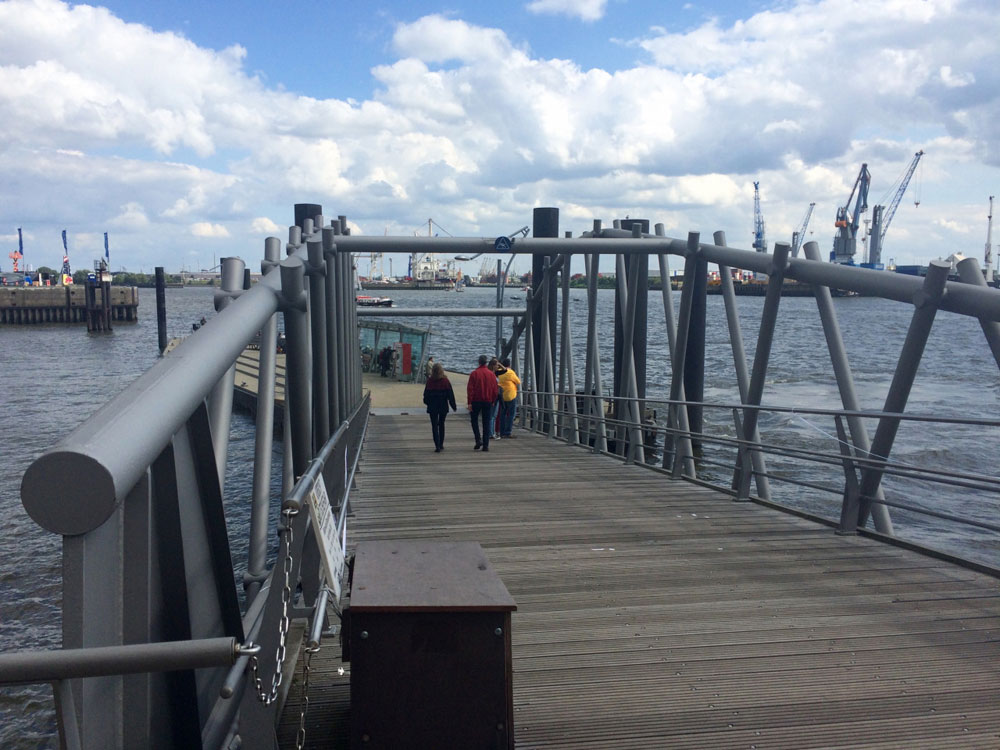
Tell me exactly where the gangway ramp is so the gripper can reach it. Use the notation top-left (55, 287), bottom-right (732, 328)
top-left (281, 415), bottom-right (1000, 749)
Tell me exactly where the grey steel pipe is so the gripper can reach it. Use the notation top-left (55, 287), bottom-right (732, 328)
top-left (323, 227), bottom-right (346, 425)
top-left (655, 231), bottom-right (693, 474)
top-left (307, 239), bottom-right (330, 446)
top-left (715, 231), bottom-right (770, 500)
top-left (496, 258), bottom-right (503, 357)
top-left (307, 588), bottom-right (331, 650)
top-left (803, 241), bottom-right (892, 533)
top-left (0, 638), bottom-right (237, 684)
top-left (337, 249), bottom-right (350, 414)
top-left (667, 234), bottom-right (700, 476)
top-left (585, 254), bottom-right (608, 453)
top-left (208, 256), bottom-right (245, 489)
top-left (616, 254), bottom-right (644, 463)
top-left (21, 255), bottom-right (288, 535)
top-left (560, 261), bottom-right (580, 444)
top-left (856, 261), bottom-right (951, 527)
top-left (246, 239), bottom-right (282, 603)
top-left (329, 234), bottom-right (1000, 321)
top-left (735, 242), bottom-right (791, 499)
top-left (280, 256), bottom-right (312, 480)
top-left (956, 256), bottom-right (1000, 370)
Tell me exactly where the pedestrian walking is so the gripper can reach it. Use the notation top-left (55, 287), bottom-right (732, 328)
top-left (497, 357), bottom-right (520, 438)
top-left (423, 362), bottom-right (456, 452)
top-left (467, 354), bottom-right (498, 451)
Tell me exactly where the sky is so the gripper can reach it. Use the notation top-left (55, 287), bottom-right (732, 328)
top-left (1, 0), bottom-right (998, 278)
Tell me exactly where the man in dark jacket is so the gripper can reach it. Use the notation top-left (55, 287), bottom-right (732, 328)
top-left (466, 354), bottom-right (499, 451)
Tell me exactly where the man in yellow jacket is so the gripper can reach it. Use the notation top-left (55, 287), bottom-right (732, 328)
top-left (497, 358), bottom-right (521, 438)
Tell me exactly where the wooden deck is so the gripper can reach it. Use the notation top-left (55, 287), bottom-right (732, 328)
top-left (278, 415), bottom-right (1000, 749)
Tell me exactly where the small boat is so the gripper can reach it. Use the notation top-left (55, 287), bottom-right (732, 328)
top-left (356, 294), bottom-right (393, 307)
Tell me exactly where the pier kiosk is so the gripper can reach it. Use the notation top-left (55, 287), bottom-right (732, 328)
top-left (345, 540), bottom-right (516, 749)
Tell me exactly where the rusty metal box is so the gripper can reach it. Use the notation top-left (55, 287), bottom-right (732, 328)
top-left (348, 540), bottom-right (516, 749)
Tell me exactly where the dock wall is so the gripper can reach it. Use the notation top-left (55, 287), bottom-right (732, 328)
top-left (0, 286), bottom-right (139, 324)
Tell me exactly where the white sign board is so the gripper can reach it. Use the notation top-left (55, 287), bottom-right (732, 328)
top-left (306, 473), bottom-right (346, 601)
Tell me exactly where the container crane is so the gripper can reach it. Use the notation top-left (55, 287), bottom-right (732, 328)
top-left (832, 164), bottom-right (870, 264)
top-left (752, 181), bottom-right (766, 253)
top-left (867, 150), bottom-right (924, 268)
top-left (790, 202), bottom-right (816, 258)
top-left (986, 196), bottom-right (994, 285)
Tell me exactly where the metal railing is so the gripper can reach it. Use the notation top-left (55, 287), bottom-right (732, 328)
top-left (3, 207), bottom-right (366, 749)
top-left (6, 205), bottom-right (1000, 747)
top-left (479, 217), bottom-right (1000, 575)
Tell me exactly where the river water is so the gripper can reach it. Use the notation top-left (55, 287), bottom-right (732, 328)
top-left (1, 282), bottom-right (998, 746)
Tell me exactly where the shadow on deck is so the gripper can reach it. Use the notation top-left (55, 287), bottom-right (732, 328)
top-left (279, 415), bottom-right (1000, 749)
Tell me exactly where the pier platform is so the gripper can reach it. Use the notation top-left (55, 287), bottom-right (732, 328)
top-left (0, 285), bottom-right (139, 324)
top-left (278, 415), bottom-right (1000, 749)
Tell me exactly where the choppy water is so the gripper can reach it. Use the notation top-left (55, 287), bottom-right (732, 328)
top-left (1, 282), bottom-right (998, 745)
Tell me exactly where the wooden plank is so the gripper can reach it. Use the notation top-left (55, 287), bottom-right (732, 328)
top-left (278, 415), bottom-right (1000, 750)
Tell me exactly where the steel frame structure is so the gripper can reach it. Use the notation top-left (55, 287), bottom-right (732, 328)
top-left (5, 205), bottom-right (1000, 747)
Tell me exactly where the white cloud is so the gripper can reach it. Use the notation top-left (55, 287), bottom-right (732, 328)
top-left (191, 222), bottom-right (230, 238)
top-left (250, 217), bottom-right (280, 234)
top-left (526, 0), bottom-right (607, 22)
top-left (110, 202), bottom-right (149, 229)
top-left (0, 0), bottom-right (997, 273)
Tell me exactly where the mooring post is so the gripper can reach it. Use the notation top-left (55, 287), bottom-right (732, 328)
top-left (154, 267), bottom-right (167, 354)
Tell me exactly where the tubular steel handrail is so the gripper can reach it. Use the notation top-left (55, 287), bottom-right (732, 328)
top-left (8, 207), bottom-right (367, 750)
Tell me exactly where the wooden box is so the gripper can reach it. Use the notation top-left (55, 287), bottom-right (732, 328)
top-left (348, 540), bottom-right (516, 749)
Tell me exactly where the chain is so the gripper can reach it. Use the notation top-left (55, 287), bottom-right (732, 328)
top-left (250, 508), bottom-right (297, 705)
top-left (296, 645), bottom-right (317, 749)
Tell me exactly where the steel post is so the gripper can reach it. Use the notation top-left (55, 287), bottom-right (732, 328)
top-left (306, 239), bottom-right (330, 447)
top-left (655, 227), bottom-right (694, 475)
top-left (323, 229), bottom-right (341, 429)
top-left (541, 258), bottom-right (557, 436)
top-left (856, 261), bottom-right (951, 528)
top-left (208, 256), bottom-right (245, 490)
top-left (803, 241), bottom-right (892, 533)
top-left (246, 239), bottom-right (282, 604)
top-left (715, 231), bottom-right (770, 500)
top-left (667, 234), bottom-right (700, 477)
top-left (956, 257), bottom-right (1000, 370)
top-left (734, 243), bottom-right (790, 499)
top-left (279, 256), bottom-right (312, 479)
top-left (154, 267), bottom-right (167, 354)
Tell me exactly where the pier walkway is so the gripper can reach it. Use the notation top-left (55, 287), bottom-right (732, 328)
top-left (280, 415), bottom-right (1000, 749)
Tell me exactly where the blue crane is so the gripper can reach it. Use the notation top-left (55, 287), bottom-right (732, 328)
top-left (790, 202), bottom-right (816, 258)
top-left (752, 181), bottom-right (766, 254)
top-left (831, 164), bottom-right (871, 263)
top-left (867, 150), bottom-right (924, 268)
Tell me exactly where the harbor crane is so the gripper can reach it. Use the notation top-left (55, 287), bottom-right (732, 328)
top-left (832, 164), bottom-right (871, 264)
top-left (752, 181), bottom-right (766, 253)
top-left (790, 202), bottom-right (816, 257)
top-left (986, 195), bottom-right (994, 284)
top-left (867, 150), bottom-right (924, 268)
